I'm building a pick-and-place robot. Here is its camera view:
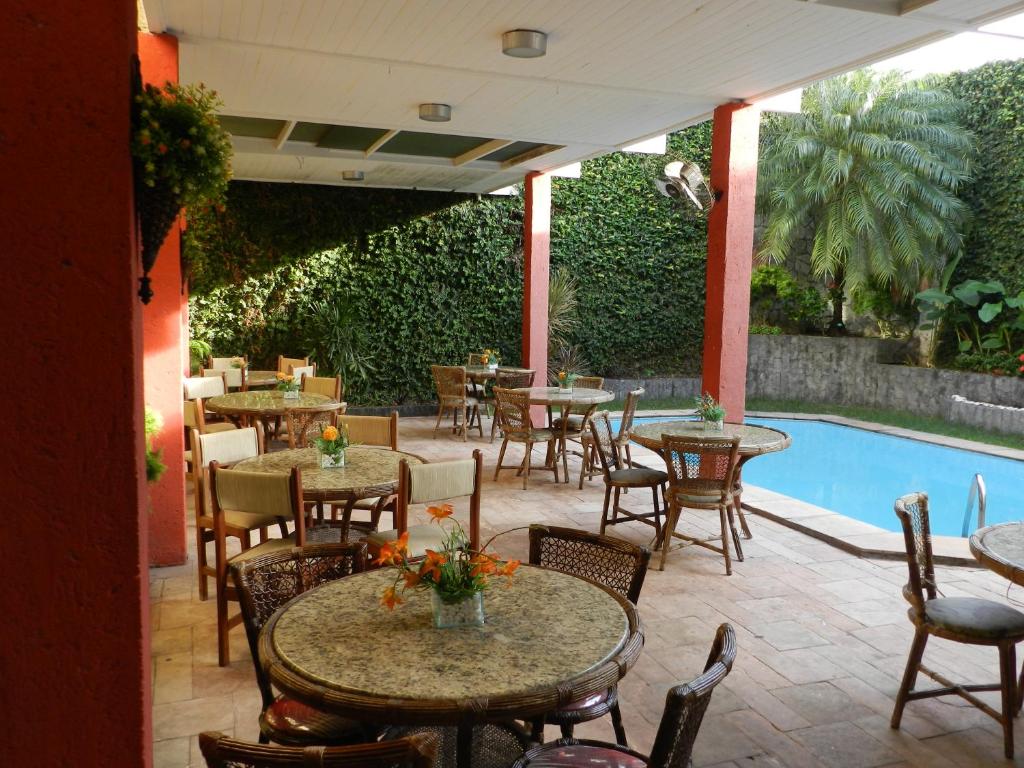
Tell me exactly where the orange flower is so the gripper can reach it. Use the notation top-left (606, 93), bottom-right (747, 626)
top-left (499, 559), bottom-right (521, 577)
top-left (427, 503), bottom-right (454, 523)
top-left (469, 553), bottom-right (497, 578)
top-left (381, 586), bottom-right (403, 610)
top-left (321, 425), bottom-right (339, 441)
top-left (275, 372), bottom-right (288, 381)
top-left (373, 542), bottom-right (396, 567)
top-left (402, 570), bottom-right (421, 588)
top-left (419, 549), bottom-right (448, 582)
top-left (394, 530), bottom-right (410, 555)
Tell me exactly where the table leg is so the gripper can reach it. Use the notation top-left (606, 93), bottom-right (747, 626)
top-left (734, 461), bottom-right (753, 540)
top-left (456, 724), bottom-right (473, 768)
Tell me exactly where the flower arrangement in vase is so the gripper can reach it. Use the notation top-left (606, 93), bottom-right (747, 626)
top-left (556, 370), bottom-right (578, 393)
top-left (376, 504), bottom-right (519, 628)
top-left (694, 393), bottom-right (726, 432)
top-left (275, 372), bottom-right (300, 399)
top-left (314, 424), bottom-right (349, 468)
top-left (480, 348), bottom-right (500, 370)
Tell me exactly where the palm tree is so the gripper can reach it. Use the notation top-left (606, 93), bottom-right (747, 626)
top-left (757, 69), bottom-right (973, 332)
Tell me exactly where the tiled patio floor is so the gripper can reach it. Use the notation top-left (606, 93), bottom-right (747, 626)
top-left (151, 416), bottom-right (1024, 767)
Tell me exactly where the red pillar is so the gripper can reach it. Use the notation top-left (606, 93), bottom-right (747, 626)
top-left (1, 1), bottom-right (151, 766)
top-left (702, 102), bottom-right (760, 423)
top-left (522, 172), bottom-right (551, 422)
top-left (139, 32), bottom-right (188, 566)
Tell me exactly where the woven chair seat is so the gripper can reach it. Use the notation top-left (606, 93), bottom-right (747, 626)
top-left (666, 488), bottom-right (726, 507)
top-left (262, 695), bottom-right (371, 745)
top-left (506, 428), bottom-right (556, 443)
top-left (924, 597), bottom-right (1024, 641)
top-left (516, 739), bottom-right (647, 768)
top-left (608, 466), bottom-right (667, 488)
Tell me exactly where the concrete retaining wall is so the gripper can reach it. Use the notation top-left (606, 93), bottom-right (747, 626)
top-left (601, 376), bottom-right (701, 402)
top-left (745, 335), bottom-right (1024, 435)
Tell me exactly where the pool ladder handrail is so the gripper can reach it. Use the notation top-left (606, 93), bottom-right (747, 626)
top-left (960, 473), bottom-right (987, 537)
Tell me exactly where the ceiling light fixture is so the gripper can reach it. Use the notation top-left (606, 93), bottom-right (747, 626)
top-left (502, 29), bottom-right (547, 58)
top-left (418, 103), bottom-right (452, 122)
top-left (341, 170), bottom-right (365, 181)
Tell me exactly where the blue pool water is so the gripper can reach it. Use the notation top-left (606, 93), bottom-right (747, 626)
top-left (623, 416), bottom-right (1024, 537)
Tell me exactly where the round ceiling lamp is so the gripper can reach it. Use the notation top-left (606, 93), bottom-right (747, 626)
top-left (502, 29), bottom-right (547, 58)
top-left (418, 103), bottom-right (452, 122)
top-left (341, 170), bottom-right (365, 181)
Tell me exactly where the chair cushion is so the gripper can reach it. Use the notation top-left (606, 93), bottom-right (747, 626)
top-left (924, 597), bottom-right (1024, 640)
top-left (520, 741), bottom-right (647, 768)
top-left (507, 428), bottom-right (556, 442)
top-left (366, 524), bottom-right (444, 560)
top-left (608, 467), bottom-right (667, 487)
top-left (263, 695), bottom-right (369, 744)
top-left (228, 534), bottom-right (296, 564)
top-left (666, 488), bottom-right (724, 506)
top-left (224, 510), bottom-right (285, 531)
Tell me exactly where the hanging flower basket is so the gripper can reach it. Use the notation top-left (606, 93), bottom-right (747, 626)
top-left (131, 75), bottom-right (232, 303)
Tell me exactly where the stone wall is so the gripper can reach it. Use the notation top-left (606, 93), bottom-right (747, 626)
top-left (746, 335), bottom-right (1024, 434)
top-left (602, 375), bottom-right (702, 402)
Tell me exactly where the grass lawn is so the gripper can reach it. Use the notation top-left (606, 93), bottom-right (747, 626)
top-left (608, 395), bottom-right (1024, 451)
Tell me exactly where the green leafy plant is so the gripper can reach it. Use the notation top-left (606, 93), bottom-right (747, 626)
top-left (188, 338), bottom-right (212, 374)
top-left (314, 423), bottom-right (349, 461)
top-left (758, 69), bottom-right (974, 332)
top-left (547, 266), bottom-right (580, 351)
top-left (749, 324), bottom-right (783, 335)
top-left (144, 405), bottom-right (167, 483)
top-left (694, 393), bottom-right (726, 423)
top-left (850, 280), bottom-right (916, 339)
top-left (749, 265), bottom-right (827, 333)
top-left (301, 298), bottom-right (376, 400)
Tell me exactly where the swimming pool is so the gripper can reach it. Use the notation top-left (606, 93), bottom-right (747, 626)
top-left (624, 416), bottom-right (1024, 538)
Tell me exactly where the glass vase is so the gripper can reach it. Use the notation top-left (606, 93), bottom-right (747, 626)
top-left (282, 388), bottom-right (300, 400)
top-left (703, 418), bottom-right (724, 433)
top-left (320, 449), bottom-right (345, 468)
top-left (430, 591), bottom-right (485, 629)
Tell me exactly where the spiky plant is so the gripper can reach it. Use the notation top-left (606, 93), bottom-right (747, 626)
top-left (758, 69), bottom-right (973, 331)
top-left (547, 266), bottom-right (579, 352)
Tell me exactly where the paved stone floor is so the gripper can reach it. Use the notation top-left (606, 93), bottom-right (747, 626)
top-left (151, 416), bottom-right (1024, 766)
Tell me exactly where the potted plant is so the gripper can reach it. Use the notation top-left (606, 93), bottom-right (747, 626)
top-left (275, 372), bottom-right (300, 399)
top-left (314, 424), bottom-right (349, 468)
top-left (694, 393), bottom-right (726, 432)
top-left (556, 370), bottom-right (578, 393)
top-left (376, 505), bottom-right (519, 628)
top-left (131, 80), bottom-right (232, 303)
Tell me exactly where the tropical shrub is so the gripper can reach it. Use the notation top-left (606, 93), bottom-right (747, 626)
top-left (749, 265), bottom-right (827, 333)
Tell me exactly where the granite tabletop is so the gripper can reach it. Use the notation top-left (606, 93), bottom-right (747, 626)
top-left (631, 420), bottom-right (792, 455)
top-left (971, 522), bottom-right (1024, 585)
top-left (233, 446), bottom-right (424, 501)
top-left (205, 390), bottom-right (340, 417)
top-left (511, 386), bottom-right (615, 407)
top-left (268, 567), bottom-right (630, 702)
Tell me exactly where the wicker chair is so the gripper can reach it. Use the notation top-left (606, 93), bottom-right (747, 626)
top-left (230, 543), bottom-right (380, 746)
top-left (190, 426), bottom-right (279, 603)
top-left (210, 463), bottom-right (307, 666)
top-left (527, 525), bottom-right (651, 745)
top-left (579, 388), bottom-right (644, 489)
top-left (199, 731), bottom-right (439, 768)
top-left (485, 368), bottom-right (535, 442)
top-left (515, 624), bottom-right (736, 768)
top-left (588, 412), bottom-right (666, 542)
top-left (493, 387), bottom-right (559, 489)
top-left (891, 492), bottom-right (1024, 759)
top-left (183, 398), bottom-right (237, 480)
top-left (301, 373), bottom-right (343, 401)
top-left (431, 365), bottom-right (482, 441)
top-left (284, 407), bottom-right (337, 448)
top-left (659, 434), bottom-right (742, 575)
top-left (552, 401), bottom-right (599, 484)
top-left (278, 355), bottom-right (309, 373)
top-left (366, 451), bottom-right (482, 561)
top-left (184, 373), bottom-right (227, 400)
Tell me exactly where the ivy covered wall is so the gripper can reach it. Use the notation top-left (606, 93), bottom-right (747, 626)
top-left (186, 128), bottom-right (712, 405)
top-left (945, 60), bottom-right (1024, 294)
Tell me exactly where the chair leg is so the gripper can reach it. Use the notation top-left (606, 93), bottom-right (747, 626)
top-left (473, 406), bottom-right (484, 438)
top-left (461, 407), bottom-right (469, 442)
top-left (523, 441), bottom-right (532, 490)
top-left (215, 535), bottom-right (231, 667)
top-left (196, 524), bottom-right (210, 601)
top-left (612, 487), bottom-right (621, 523)
top-left (659, 504), bottom-right (680, 571)
top-left (530, 719), bottom-right (544, 744)
top-left (559, 723), bottom-right (574, 739)
top-left (891, 627), bottom-right (929, 729)
top-left (610, 702), bottom-right (628, 746)
top-left (560, 437), bottom-right (570, 483)
top-left (734, 493), bottom-right (753, 539)
top-left (495, 438), bottom-right (510, 481)
top-left (718, 504), bottom-right (732, 576)
top-left (999, 641), bottom-right (1017, 759)
top-left (651, 485), bottom-right (663, 541)
top-left (726, 504), bottom-right (744, 563)
top-left (432, 405), bottom-right (444, 438)
top-left (600, 484), bottom-right (613, 533)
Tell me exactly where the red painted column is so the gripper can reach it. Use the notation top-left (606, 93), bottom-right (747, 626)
top-left (139, 32), bottom-right (188, 566)
top-left (702, 102), bottom-right (760, 423)
top-left (0, 1), bottom-right (151, 766)
top-left (522, 171), bottom-right (551, 422)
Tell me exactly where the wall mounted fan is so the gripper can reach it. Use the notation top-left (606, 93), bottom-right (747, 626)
top-left (654, 161), bottom-right (719, 213)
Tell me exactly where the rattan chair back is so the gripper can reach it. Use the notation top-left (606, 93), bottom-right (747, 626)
top-left (301, 373), bottom-right (343, 400)
top-left (278, 355), bottom-right (309, 373)
top-left (574, 376), bottom-right (604, 390)
top-left (647, 623), bottom-right (737, 768)
top-left (466, 353), bottom-right (487, 366)
top-left (493, 387), bottom-right (531, 436)
top-left (618, 388), bottom-right (644, 441)
top-left (184, 374), bottom-right (227, 400)
top-left (528, 524), bottom-right (650, 603)
top-left (285, 408), bottom-right (337, 449)
top-left (338, 412), bottom-right (399, 450)
top-left (895, 492), bottom-right (937, 617)
top-left (231, 543), bottom-right (367, 707)
top-left (661, 434), bottom-right (740, 503)
top-left (495, 368), bottom-right (535, 390)
top-left (589, 412), bottom-right (621, 476)
top-left (431, 365), bottom-right (468, 405)
top-left (199, 730), bottom-right (439, 768)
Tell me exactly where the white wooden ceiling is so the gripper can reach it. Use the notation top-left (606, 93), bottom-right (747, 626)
top-left (141, 0), bottom-right (1024, 193)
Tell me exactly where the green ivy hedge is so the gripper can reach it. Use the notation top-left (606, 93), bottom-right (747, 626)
top-left (946, 61), bottom-right (1024, 294)
top-left (186, 128), bottom-right (711, 404)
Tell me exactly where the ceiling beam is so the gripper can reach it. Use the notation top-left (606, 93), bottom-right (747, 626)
top-left (363, 129), bottom-right (399, 158)
top-left (792, 0), bottom-right (1024, 35)
top-left (500, 144), bottom-right (563, 170)
top-left (452, 139), bottom-right (513, 167)
top-left (273, 120), bottom-right (296, 150)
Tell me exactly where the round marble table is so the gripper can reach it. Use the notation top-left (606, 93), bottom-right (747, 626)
top-left (260, 566), bottom-right (643, 767)
top-left (970, 522), bottom-right (1024, 585)
top-left (511, 386), bottom-right (615, 408)
top-left (630, 420), bottom-right (792, 540)
top-left (206, 390), bottom-right (340, 419)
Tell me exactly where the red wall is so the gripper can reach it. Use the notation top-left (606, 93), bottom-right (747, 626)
top-left (702, 102), bottom-right (760, 423)
top-left (139, 33), bottom-right (188, 566)
top-left (0, 1), bottom-right (152, 765)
